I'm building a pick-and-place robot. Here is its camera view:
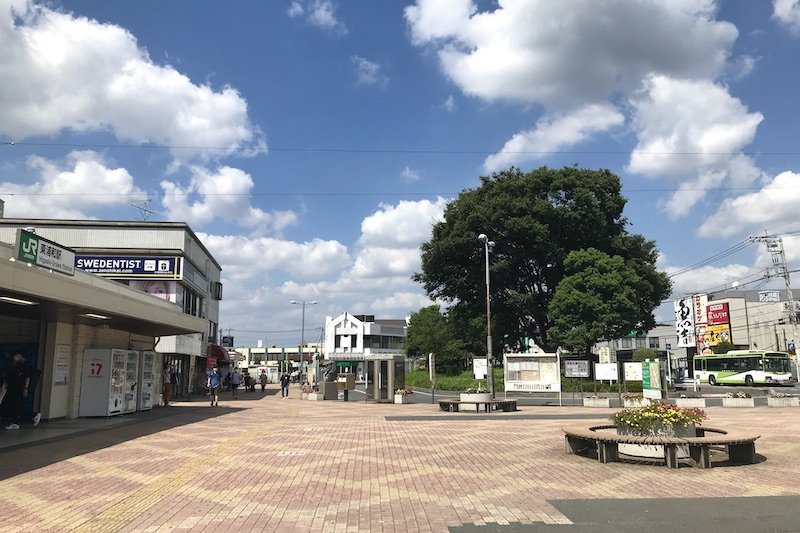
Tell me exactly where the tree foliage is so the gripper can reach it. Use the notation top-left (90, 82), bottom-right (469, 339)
top-left (632, 348), bottom-right (658, 362)
top-left (712, 340), bottom-right (735, 354)
top-left (548, 248), bottom-right (670, 353)
top-left (404, 305), bottom-right (468, 374)
top-left (415, 166), bottom-right (671, 352)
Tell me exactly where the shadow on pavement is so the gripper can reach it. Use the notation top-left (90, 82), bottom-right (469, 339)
top-left (0, 404), bottom-right (241, 481)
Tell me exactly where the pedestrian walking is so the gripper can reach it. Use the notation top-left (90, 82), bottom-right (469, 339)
top-left (2, 352), bottom-right (40, 429)
top-left (230, 368), bottom-right (241, 399)
top-left (259, 370), bottom-right (268, 392)
top-left (162, 363), bottom-right (172, 406)
top-left (169, 365), bottom-right (179, 399)
top-left (206, 367), bottom-right (221, 406)
top-left (280, 372), bottom-right (290, 398)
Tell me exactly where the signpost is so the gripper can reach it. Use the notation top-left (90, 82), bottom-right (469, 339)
top-left (15, 229), bottom-right (75, 276)
top-left (642, 359), bottom-right (662, 400)
top-left (429, 353), bottom-right (436, 404)
top-left (473, 357), bottom-right (488, 380)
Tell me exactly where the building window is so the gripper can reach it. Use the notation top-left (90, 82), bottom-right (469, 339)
top-left (620, 338), bottom-right (633, 349)
top-left (208, 321), bottom-right (218, 344)
top-left (648, 337), bottom-right (659, 349)
top-left (635, 337), bottom-right (647, 349)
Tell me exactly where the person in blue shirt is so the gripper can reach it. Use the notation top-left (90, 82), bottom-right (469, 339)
top-left (206, 367), bottom-right (221, 406)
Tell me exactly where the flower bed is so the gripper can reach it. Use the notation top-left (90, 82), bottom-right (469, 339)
top-left (723, 391), bottom-right (755, 408)
top-left (394, 387), bottom-right (415, 404)
top-left (611, 401), bottom-right (706, 459)
top-left (583, 397), bottom-right (610, 408)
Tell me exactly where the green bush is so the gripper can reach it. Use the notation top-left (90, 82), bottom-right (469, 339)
top-left (405, 368), bottom-right (506, 392)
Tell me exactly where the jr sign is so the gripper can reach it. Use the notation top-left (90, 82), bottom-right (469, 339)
top-left (15, 229), bottom-right (75, 276)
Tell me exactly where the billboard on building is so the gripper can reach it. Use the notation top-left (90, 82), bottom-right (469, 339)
top-left (75, 255), bottom-right (183, 279)
top-left (130, 280), bottom-right (178, 303)
top-left (674, 297), bottom-right (695, 348)
top-left (705, 302), bottom-right (732, 346)
top-left (693, 293), bottom-right (708, 351)
top-left (706, 324), bottom-right (732, 346)
top-left (707, 302), bottom-right (730, 325)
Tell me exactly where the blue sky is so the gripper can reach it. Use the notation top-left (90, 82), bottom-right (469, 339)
top-left (3, 0), bottom-right (800, 346)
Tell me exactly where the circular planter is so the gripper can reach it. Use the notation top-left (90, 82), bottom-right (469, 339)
top-left (618, 424), bottom-right (696, 459)
top-left (460, 392), bottom-right (491, 411)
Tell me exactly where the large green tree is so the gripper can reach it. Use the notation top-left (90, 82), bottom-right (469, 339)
top-left (548, 248), bottom-right (670, 353)
top-left (404, 305), bottom-right (468, 374)
top-left (414, 166), bottom-right (670, 353)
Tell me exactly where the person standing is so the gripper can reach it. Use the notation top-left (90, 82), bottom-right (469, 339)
top-left (230, 368), bottom-right (241, 399)
top-left (162, 363), bottom-right (171, 406)
top-left (280, 372), bottom-right (290, 399)
top-left (3, 352), bottom-right (40, 429)
top-left (259, 370), bottom-right (268, 392)
top-left (206, 367), bottom-right (221, 406)
top-left (169, 365), bottom-right (179, 400)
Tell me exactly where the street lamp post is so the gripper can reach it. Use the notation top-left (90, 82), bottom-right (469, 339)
top-left (291, 300), bottom-right (318, 384)
top-left (478, 234), bottom-right (495, 398)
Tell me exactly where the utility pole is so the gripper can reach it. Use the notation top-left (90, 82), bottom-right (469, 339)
top-left (751, 235), bottom-right (797, 349)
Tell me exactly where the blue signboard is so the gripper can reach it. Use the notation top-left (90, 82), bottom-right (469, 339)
top-left (75, 255), bottom-right (183, 279)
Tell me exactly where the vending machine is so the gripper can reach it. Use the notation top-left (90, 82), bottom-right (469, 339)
top-left (122, 350), bottom-right (139, 414)
top-left (137, 351), bottom-right (156, 411)
top-left (80, 349), bottom-right (130, 417)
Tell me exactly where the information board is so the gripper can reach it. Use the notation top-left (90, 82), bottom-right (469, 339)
top-left (504, 352), bottom-right (561, 392)
top-left (594, 363), bottom-right (618, 381)
top-left (473, 357), bottom-right (487, 379)
top-left (642, 360), bottom-right (662, 399)
top-left (564, 360), bottom-right (590, 378)
top-left (624, 362), bottom-right (643, 381)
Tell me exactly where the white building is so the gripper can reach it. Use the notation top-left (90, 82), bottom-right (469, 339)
top-left (0, 219), bottom-right (224, 398)
top-left (324, 312), bottom-right (406, 358)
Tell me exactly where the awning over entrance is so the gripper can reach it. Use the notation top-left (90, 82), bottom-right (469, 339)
top-left (207, 344), bottom-right (231, 368)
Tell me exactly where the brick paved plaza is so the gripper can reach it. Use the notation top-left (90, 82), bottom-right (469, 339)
top-left (0, 387), bottom-right (799, 532)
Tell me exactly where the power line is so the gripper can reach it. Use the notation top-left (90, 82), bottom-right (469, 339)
top-left (7, 139), bottom-right (800, 157)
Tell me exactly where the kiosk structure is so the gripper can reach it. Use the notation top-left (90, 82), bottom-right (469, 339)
top-left (137, 351), bottom-right (158, 411)
top-left (80, 349), bottom-right (139, 417)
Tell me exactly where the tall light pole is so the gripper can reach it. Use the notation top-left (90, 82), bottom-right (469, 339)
top-left (291, 300), bottom-right (317, 384)
top-left (478, 234), bottom-right (495, 398)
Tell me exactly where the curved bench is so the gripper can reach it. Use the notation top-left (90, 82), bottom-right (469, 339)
top-left (439, 399), bottom-right (517, 413)
top-left (562, 424), bottom-right (760, 469)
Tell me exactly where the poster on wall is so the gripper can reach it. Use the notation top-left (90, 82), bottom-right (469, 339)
top-left (54, 344), bottom-right (70, 385)
top-left (706, 324), bottom-right (732, 346)
top-left (674, 297), bottom-right (695, 348)
top-left (130, 280), bottom-right (177, 303)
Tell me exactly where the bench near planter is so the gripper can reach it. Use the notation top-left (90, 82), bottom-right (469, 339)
top-left (675, 398), bottom-right (706, 408)
top-left (562, 424), bottom-right (760, 469)
top-left (438, 399), bottom-right (517, 413)
top-left (583, 397), bottom-right (610, 408)
top-left (767, 396), bottom-right (799, 407)
top-left (722, 397), bottom-right (755, 408)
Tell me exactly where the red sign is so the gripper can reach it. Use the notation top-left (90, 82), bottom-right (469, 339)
top-left (706, 303), bottom-right (730, 325)
top-left (207, 356), bottom-right (218, 369)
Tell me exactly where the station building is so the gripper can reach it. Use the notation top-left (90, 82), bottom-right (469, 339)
top-left (0, 216), bottom-right (224, 419)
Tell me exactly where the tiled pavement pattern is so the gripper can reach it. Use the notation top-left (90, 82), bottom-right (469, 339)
top-left (0, 388), bottom-right (799, 532)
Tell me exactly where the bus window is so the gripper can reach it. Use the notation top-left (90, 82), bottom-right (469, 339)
top-left (765, 357), bottom-right (790, 373)
top-left (694, 358), bottom-right (704, 371)
top-left (707, 358), bottom-right (723, 372)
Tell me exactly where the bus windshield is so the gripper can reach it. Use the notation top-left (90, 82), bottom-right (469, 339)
top-left (765, 356), bottom-right (790, 373)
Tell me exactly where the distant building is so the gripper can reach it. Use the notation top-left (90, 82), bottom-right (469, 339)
top-left (324, 312), bottom-right (406, 358)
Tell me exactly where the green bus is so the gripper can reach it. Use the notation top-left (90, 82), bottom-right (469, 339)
top-left (693, 350), bottom-right (795, 386)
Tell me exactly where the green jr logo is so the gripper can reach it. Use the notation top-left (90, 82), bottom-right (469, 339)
top-left (17, 231), bottom-right (39, 263)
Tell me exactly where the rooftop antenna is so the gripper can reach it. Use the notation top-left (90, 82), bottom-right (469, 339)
top-left (130, 198), bottom-right (157, 221)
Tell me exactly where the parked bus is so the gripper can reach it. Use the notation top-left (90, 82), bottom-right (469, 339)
top-left (693, 350), bottom-right (794, 386)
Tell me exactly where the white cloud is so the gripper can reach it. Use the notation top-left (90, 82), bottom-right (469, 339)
top-left (287, 0), bottom-right (347, 35)
top-left (160, 166), bottom-right (297, 234)
top-left (0, 1), bottom-right (264, 162)
top-left (484, 103), bottom-right (624, 172)
top-left (0, 151), bottom-right (145, 219)
top-left (774, 0), bottom-right (800, 33)
top-left (211, 198), bottom-right (447, 340)
top-left (358, 198), bottom-right (447, 249)
top-left (401, 166), bottom-right (421, 183)
top-left (442, 94), bottom-right (456, 112)
top-left (351, 56), bottom-right (388, 87)
top-left (697, 171), bottom-right (800, 238)
top-left (199, 233), bottom-right (349, 281)
top-left (405, 0), bottom-right (737, 107)
top-left (627, 75), bottom-right (764, 218)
